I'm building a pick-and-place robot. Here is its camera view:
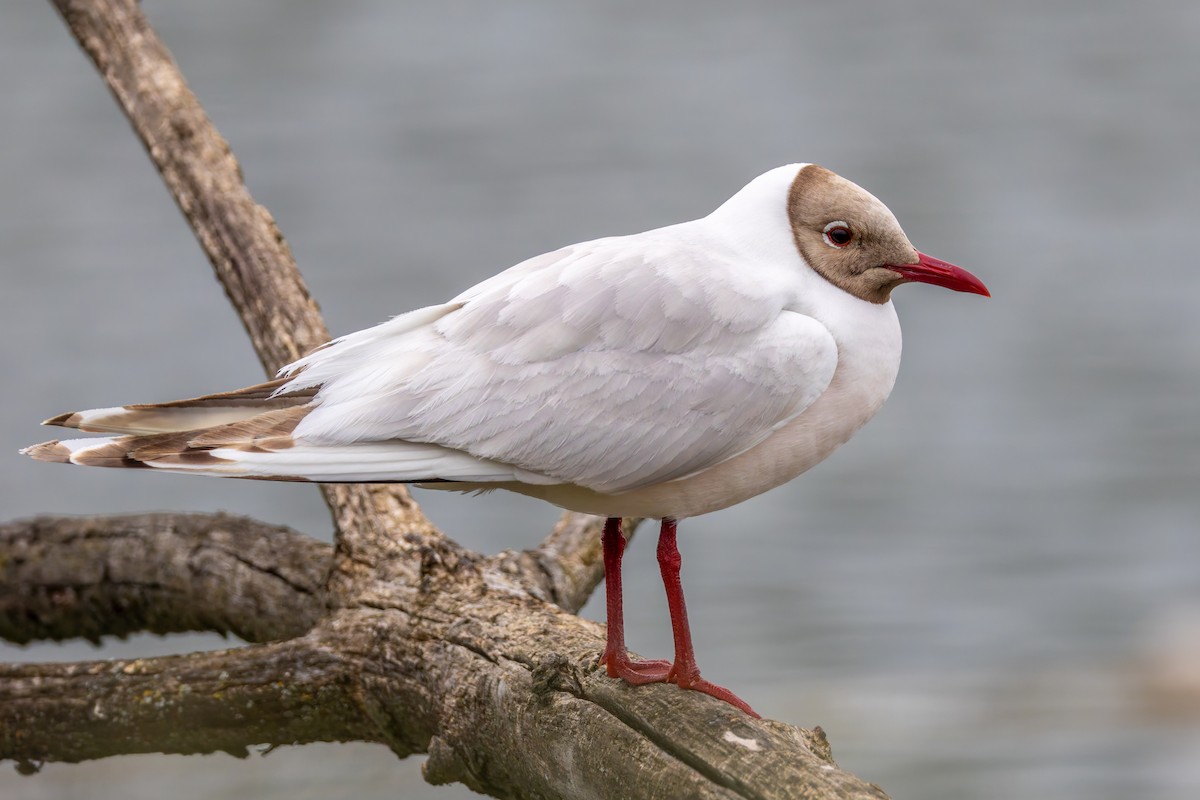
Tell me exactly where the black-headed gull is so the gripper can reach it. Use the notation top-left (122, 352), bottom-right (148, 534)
top-left (24, 164), bottom-right (988, 716)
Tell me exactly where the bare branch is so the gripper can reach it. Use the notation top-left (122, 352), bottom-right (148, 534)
top-left (2, 541), bottom-right (888, 798)
top-left (51, 0), bottom-right (325, 370)
top-left (0, 513), bottom-right (328, 645)
top-left (48, 0), bottom-right (441, 586)
top-left (0, 637), bottom-right (379, 766)
top-left (319, 569), bottom-right (888, 800)
top-left (318, 483), bottom-right (449, 604)
top-left (494, 514), bottom-right (642, 614)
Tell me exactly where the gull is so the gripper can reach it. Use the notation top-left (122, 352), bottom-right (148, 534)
top-left (24, 164), bottom-right (988, 717)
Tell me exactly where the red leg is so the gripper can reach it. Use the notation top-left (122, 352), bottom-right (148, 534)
top-left (599, 517), bottom-right (670, 683)
top-left (657, 518), bottom-right (759, 717)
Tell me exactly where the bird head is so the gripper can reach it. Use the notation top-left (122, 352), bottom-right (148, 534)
top-left (787, 164), bottom-right (989, 304)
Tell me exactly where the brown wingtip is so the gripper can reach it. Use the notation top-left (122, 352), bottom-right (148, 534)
top-left (42, 412), bottom-right (82, 429)
top-left (20, 441), bottom-right (72, 463)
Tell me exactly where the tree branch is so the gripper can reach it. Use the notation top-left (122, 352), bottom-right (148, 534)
top-left (0, 638), bottom-right (378, 768)
top-left (303, 567), bottom-right (887, 800)
top-left (3, 540), bottom-right (889, 798)
top-left (0, 513), bottom-right (328, 645)
top-left (496, 515), bottom-right (640, 614)
top-left (51, 0), bottom-right (326, 370)
top-left (49, 0), bottom-right (443, 589)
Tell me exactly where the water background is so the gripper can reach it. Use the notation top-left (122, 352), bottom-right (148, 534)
top-left (2, 2), bottom-right (1199, 798)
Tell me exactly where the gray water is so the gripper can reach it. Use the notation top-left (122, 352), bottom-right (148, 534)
top-left (2, 2), bottom-right (1199, 798)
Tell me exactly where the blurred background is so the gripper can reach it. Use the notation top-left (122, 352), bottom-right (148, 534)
top-left (2, 1), bottom-right (1198, 798)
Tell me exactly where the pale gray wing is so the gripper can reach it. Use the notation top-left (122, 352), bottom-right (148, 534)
top-left (286, 233), bottom-right (838, 493)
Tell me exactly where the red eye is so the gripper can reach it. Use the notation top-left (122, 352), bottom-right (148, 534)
top-left (823, 221), bottom-right (853, 248)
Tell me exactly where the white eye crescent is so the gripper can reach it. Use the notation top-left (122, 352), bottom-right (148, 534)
top-left (822, 221), bottom-right (853, 248)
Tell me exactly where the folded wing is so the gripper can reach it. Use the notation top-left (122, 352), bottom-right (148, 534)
top-left (27, 230), bottom-right (838, 492)
top-left (279, 232), bottom-right (839, 493)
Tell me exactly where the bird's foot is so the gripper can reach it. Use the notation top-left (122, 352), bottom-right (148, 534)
top-left (667, 661), bottom-right (760, 718)
top-left (599, 647), bottom-right (672, 685)
top-left (601, 649), bottom-right (759, 716)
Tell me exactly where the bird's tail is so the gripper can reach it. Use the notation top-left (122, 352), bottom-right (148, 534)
top-left (21, 379), bottom-right (550, 485)
top-left (36, 378), bottom-right (313, 436)
top-left (22, 379), bottom-right (316, 479)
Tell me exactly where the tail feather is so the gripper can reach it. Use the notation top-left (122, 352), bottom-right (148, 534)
top-left (23, 395), bottom-right (554, 485)
top-left (43, 379), bottom-right (316, 436)
top-left (23, 398), bottom-right (313, 477)
top-left (21, 436), bottom-right (150, 469)
top-left (21, 440), bottom-right (77, 464)
top-left (20, 433), bottom-right (553, 485)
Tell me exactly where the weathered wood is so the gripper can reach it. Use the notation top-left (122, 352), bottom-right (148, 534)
top-left (49, 0), bottom-right (441, 581)
top-left (0, 513), bottom-right (328, 645)
top-left (0, 637), bottom-right (380, 768)
top-left (0, 512), bottom-right (620, 648)
top-left (1, 1), bottom-right (895, 797)
top-left (496, 512), bottom-right (631, 615)
top-left (2, 544), bottom-right (887, 799)
top-left (50, 0), bottom-right (326, 371)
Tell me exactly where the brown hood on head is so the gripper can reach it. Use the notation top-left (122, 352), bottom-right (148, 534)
top-left (788, 165), bottom-right (987, 303)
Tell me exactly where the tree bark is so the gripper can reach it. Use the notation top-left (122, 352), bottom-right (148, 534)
top-left (0, 513), bottom-right (327, 645)
top-left (1, 2), bottom-right (892, 798)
